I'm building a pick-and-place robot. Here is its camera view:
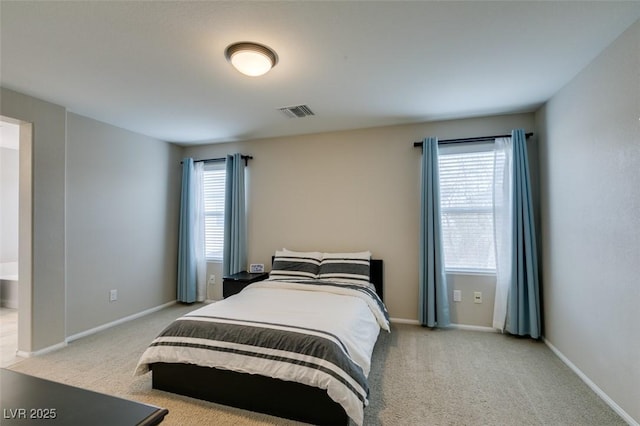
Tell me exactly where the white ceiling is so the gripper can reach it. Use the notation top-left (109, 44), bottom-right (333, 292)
top-left (1, 1), bottom-right (639, 146)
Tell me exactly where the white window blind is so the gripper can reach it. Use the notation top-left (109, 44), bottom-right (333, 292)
top-left (438, 143), bottom-right (496, 273)
top-left (203, 164), bottom-right (226, 261)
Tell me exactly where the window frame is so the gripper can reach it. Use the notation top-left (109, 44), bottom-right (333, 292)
top-left (438, 141), bottom-right (497, 275)
top-left (202, 162), bottom-right (226, 262)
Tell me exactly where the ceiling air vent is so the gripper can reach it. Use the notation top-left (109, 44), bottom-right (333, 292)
top-left (278, 104), bottom-right (315, 118)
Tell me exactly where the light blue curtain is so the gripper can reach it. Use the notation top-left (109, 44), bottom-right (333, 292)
top-left (223, 153), bottom-right (247, 276)
top-left (419, 137), bottom-right (450, 327)
top-left (177, 158), bottom-right (197, 303)
top-left (505, 129), bottom-right (541, 338)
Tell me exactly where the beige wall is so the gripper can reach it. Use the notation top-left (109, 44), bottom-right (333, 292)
top-left (66, 113), bottom-right (182, 336)
top-left (1, 88), bottom-right (183, 349)
top-left (184, 112), bottom-right (535, 322)
top-left (1, 88), bottom-right (66, 352)
top-left (536, 20), bottom-right (639, 424)
top-left (447, 273), bottom-right (496, 327)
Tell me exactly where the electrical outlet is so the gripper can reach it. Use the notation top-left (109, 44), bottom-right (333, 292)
top-left (109, 289), bottom-right (117, 302)
top-left (453, 290), bottom-right (462, 302)
top-left (208, 275), bottom-right (216, 285)
top-left (474, 291), bottom-right (482, 304)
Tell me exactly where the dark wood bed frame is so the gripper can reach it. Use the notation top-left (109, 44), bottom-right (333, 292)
top-left (151, 259), bottom-right (384, 425)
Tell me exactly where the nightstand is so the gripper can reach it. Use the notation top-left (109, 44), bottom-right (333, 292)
top-left (223, 271), bottom-right (269, 298)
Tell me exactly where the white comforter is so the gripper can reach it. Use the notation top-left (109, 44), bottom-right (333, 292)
top-left (135, 279), bottom-right (389, 425)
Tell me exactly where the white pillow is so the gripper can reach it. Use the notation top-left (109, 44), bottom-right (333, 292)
top-left (322, 251), bottom-right (371, 260)
top-left (283, 248), bottom-right (323, 259)
top-left (269, 249), bottom-right (322, 280)
top-left (318, 251), bottom-right (372, 286)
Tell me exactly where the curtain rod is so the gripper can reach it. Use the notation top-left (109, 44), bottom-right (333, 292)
top-left (413, 132), bottom-right (533, 147)
top-left (181, 155), bottom-right (253, 166)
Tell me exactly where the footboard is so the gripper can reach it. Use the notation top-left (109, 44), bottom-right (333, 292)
top-left (151, 362), bottom-right (349, 425)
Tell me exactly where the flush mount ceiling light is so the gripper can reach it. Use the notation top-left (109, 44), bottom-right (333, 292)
top-left (225, 42), bottom-right (278, 77)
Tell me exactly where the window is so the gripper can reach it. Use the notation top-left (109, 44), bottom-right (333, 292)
top-left (438, 143), bottom-right (496, 273)
top-left (203, 164), bottom-right (226, 261)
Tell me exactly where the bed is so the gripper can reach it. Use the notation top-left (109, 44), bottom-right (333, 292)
top-left (135, 250), bottom-right (389, 425)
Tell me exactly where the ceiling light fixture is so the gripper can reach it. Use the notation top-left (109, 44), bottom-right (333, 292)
top-left (225, 42), bottom-right (278, 77)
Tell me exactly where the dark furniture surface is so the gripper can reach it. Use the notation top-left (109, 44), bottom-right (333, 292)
top-left (222, 271), bottom-right (270, 298)
top-left (152, 362), bottom-right (348, 425)
top-left (0, 369), bottom-right (168, 425)
top-left (152, 259), bottom-right (384, 425)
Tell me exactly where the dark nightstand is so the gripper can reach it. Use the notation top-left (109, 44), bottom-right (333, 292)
top-left (223, 271), bottom-right (269, 298)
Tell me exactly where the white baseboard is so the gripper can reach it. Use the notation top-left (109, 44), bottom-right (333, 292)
top-left (449, 323), bottom-right (497, 333)
top-left (543, 338), bottom-right (638, 426)
top-left (390, 317), bottom-right (420, 325)
top-left (66, 300), bottom-right (177, 343)
top-left (16, 341), bottom-right (67, 358)
top-left (1, 300), bottom-right (18, 309)
top-left (389, 318), bottom-right (497, 334)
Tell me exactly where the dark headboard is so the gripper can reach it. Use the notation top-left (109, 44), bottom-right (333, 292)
top-left (370, 259), bottom-right (383, 301)
top-left (270, 257), bottom-right (383, 301)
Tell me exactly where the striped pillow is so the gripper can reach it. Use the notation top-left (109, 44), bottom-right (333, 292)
top-left (318, 251), bottom-right (372, 287)
top-left (269, 249), bottom-right (322, 281)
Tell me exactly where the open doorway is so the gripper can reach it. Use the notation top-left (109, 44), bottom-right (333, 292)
top-left (0, 119), bottom-right (19, 366)
top-left (0, 116), bottom-right (32, 367)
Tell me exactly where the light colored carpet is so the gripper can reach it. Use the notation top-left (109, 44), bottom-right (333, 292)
top-left (0, 308), bottom-right (21, 368)
top-left (8, 303), bottom-right (624, 425)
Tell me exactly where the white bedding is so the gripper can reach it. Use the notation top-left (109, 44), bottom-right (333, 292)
top-left (245, 280), bottom-right (388, 375)
top-left (135, 278), bottom-right (389, 425)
